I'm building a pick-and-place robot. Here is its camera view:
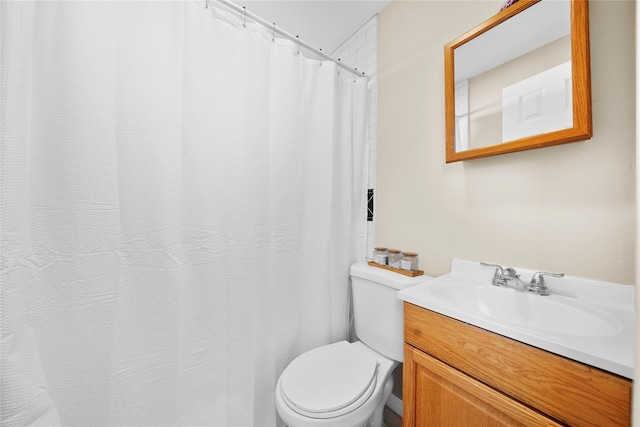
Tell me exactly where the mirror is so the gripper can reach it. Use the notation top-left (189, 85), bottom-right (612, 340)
top-left (445, 0), bottom-right (591, 163)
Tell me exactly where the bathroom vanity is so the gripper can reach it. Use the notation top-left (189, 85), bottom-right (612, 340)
top-left (398, 259), bottom-right (634, 427)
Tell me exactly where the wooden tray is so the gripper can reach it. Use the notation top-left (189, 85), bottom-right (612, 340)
top-left (368, 261), bottom-right (424, 277)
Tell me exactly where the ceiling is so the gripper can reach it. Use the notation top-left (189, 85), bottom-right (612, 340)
top-left (229, 1), bottom-right (392, 55)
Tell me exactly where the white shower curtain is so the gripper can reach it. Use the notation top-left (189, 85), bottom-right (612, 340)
top-left (1, 1), bottom-right (369, 425)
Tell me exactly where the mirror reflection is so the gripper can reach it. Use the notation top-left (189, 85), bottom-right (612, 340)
top-left (454, 0), bottom-right (570, 152)
top-left (445, 0), bottom-right (592, 162)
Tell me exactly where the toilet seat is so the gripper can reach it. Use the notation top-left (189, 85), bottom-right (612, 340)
top-left (279, 341), bottom-right (380, 419)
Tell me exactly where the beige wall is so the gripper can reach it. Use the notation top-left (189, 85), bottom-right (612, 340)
top-left (377, 0), bottom-right (636, 284)
top-left (635, 1), bottom-right (639, 421)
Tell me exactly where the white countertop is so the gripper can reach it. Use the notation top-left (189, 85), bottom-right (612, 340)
top-left (398, 259), bottom-right (635, 379)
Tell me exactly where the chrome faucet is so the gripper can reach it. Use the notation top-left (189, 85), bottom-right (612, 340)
top-left (480, 262), bottom-right (527, 290)
top-left (528, 271), bottom-right (565, 296)
top-left (480, 262), bottom-right (564, 296)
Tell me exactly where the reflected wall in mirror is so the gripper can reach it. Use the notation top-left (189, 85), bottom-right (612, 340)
top-left (445, 0), bottom-right (591, 163)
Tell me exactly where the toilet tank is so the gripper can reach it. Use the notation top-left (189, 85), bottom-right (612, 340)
top-left (349, 262), bottom-right (432, 362)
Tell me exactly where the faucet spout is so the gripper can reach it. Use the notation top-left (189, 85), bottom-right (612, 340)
top-left (480, 262), bottom-right (528, 290)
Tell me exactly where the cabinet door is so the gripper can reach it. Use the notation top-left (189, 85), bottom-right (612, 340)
top-left (403, 345), bottom-right (562, 427)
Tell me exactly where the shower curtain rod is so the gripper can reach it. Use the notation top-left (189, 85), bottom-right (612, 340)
top-left (211, 0), bottom-right (369, 80)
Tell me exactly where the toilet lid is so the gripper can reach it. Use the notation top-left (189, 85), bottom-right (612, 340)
top-left (280, 341), bottom-right (380, 415)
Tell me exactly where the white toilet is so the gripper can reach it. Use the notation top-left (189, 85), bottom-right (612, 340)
top-left (275, 262), bottom-right (432, 426)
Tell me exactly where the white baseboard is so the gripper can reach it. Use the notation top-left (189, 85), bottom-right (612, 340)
top-left (386, 393), bottom-right (402, 418)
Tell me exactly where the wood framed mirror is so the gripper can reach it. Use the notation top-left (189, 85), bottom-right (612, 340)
top-left (445, 0), bottom-right (591, 163)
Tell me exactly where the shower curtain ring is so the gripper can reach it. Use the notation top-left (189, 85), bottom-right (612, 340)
top-left (242, 6), bottom-right (247, 28)
top-left (319, 49), bottom-right (323, 67)
top-left (353, 68), bottom-right (358, 83)
top-left (296, 36), bottom-right (301, 56)
top-left (272, 23), bottom-right (276, 43)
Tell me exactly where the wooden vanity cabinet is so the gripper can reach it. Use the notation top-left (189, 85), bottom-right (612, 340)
top-left (402, 302), bottom-right (632, 427)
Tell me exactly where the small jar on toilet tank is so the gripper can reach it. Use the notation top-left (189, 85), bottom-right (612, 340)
top-left (387, 249), bottom-right (402, 269)
top-left (401, 252), bottom-right (419, 271)
top-left (373, 247), bottom-right (388, 265)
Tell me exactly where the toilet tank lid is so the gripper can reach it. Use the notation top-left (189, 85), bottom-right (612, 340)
top-left (349, 262), bottom-right (433, 290)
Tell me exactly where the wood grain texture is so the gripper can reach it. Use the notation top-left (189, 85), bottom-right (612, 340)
top-left (444, 0), bottom-right (592, 163)
top-left (404, 346), bottom-right (562, 427)
top-left (404, 303), bottom-right (632, 427)
top-left (367, 261), bottom-right (424, 277)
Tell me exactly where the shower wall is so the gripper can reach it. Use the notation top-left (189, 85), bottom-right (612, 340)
top-left (332, 16), bottom-right (378, 260)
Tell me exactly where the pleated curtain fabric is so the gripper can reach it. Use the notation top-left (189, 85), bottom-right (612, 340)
top-left (1, 1), bottom-right (369, 425)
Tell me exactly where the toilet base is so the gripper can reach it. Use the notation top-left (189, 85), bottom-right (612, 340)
top-left (366, 371), bottom-right (394, 427)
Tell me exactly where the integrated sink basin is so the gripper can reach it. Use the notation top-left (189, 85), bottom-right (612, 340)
top-left (398, 259), bottom-right (635, 379)
top-left (429, 278), bottom-right (621, 338)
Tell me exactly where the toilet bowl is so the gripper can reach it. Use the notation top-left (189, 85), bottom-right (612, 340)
top-left (275, 341), bottom-right (396, 427)
top-left (275, 262), bottom-right (432, 426)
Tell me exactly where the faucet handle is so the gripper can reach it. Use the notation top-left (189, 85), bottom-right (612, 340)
top-left (530, 271), bottom-right (565, 284)
top-left (481, 262), bottom-right (515, 287)
top-left (480, 262), bottom-right (519, 278)
top-left (480, 262), bottom-right (504, 276)
top-left (529, 271), bottom-right (565, 296)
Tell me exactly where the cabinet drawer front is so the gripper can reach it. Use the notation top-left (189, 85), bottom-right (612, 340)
top-left (404, 345), bottom-right (562, 427)
top-left (404, 302), bottom-right (631, 427)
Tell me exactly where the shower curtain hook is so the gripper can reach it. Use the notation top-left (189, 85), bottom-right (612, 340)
top-left (337, 59), bottom-right (341, 75)
top-left (296, 36), bottom-right (301, 56)
top-left (242, 6), bottom-right (247, 28)
top-left (272, 23), bottom-right (276, 43)
top-left (319, 49), bottom-right (323, 67)
top-left (353, 68), bottom-right (358, 83)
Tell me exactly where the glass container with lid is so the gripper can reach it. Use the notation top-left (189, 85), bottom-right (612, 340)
top-left (400, 252), bottom-right (419, 271)
top-left (373, 247), bottom-right (388, 265)
top-left (388, 249), bottom-right (402, 269)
